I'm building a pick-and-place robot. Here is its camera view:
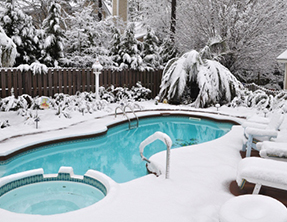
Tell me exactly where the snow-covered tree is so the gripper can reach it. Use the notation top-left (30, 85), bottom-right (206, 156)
top-left (109, 26), bottom-right (122, 67)
top-left (0, 1), bottom-right (39, 66)
top-left (176, 0), bottom-right (287, 79)
top-left (63, 5), bottom-right (114, 68)
top-left (117, 23), bottom-right (143, 70)
top-left (40, 1), bottom-right (65, 67)
top-left (159, 37), bottom-right (178, 65)
top-left (142, 26), bottom-right (162, 69)
top-left (139, 0), bottom-right (171, 38)
top-left (138, 0), bottom-right (287, 85)
top-left (0, 26), bottom-right (17, 67)
top-left (158, 48), bottom-right (244, 107)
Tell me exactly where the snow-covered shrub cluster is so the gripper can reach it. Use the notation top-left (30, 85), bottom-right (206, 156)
top-left (158, 49), bottom-right (244, 108)
top-left (0, 94), bottom-right (36, 112)
top-left (230, 89), bottom-right (287, 111)
top-left (101, 82), bottom-right (151, 102)
top-left (51, 92), bottom-right (111, 118)
top-left (0, 82), bottom-right (151, 121)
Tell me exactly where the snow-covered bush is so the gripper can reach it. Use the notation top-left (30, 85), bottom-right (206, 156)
top-left (100, 82), bottom-right (151, 102)
top-left (23, 110), bottom-right (40, 125)
top-left (130, 82), bottom-right (152, 101)
top-left (230, 89), bottom-right (287, 112)
top-left (0, 120), bottom-right (9, 129)
top-left (158, 49), bottom-right (244, 107)
top-left (0, 94), bottom-right (37, 112)
top-left (0, 83), bottom-right (151, 120)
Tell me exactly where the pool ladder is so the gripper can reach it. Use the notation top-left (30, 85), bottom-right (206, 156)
top-left (115, 103), bottom-right (140, 129)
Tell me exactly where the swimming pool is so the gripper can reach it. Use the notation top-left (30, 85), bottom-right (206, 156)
top-left (0, 116), bottom-right (233, 183)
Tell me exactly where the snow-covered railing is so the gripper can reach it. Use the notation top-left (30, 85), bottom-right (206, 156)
top-left (139, 131), bottom-right (172, 179)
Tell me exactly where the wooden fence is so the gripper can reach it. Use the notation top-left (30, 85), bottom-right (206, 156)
top-left (0, 68), bottom-right (163, 99)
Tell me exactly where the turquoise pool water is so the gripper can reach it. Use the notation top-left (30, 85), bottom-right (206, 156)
top-left (0, 116), bottom-right (233, 183)
top-left (0, 181), bottom-right (105, 215)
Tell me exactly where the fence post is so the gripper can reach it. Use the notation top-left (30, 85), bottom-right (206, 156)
top-left (1, 69), bottom-right (6, 98)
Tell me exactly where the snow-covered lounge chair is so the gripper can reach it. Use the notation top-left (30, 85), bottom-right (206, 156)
top-left (236, 157), bottom-right (287, 194)
top-left (242, 112), bottom-right (284, 157)
top-left (257, 141), bottom-right (287, 160)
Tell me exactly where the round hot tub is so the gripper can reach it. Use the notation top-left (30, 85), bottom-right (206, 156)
top-left (0, 167), bottom-right (114, 215)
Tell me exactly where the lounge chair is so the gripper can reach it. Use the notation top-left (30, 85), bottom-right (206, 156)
top-left (257, 141), bottom-right (287, 160)
top-left (236, 157), bottom-right (287, 194)
top-left (242, 112), bottom-right (284, 157)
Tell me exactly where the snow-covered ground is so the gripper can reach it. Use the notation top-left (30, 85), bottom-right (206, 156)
top-left (0, 101), bottom-right (287, 222)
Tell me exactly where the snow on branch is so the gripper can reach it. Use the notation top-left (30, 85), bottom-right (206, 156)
top-left (17, 62), bottom-right (48, 75)
top-left (0, 28), bottom-right (17, 67)
top-left (158, 49), bottom-right (244, 108)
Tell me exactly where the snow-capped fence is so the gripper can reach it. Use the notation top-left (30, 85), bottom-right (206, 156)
top-left (0, 68), bottom-right (162, 98)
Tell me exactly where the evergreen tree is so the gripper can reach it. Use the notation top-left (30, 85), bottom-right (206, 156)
top-left (0, 1), bottom-right (39, 66)
top-left (0, 26), bottom-right (17, 67)
top-left (142, 26), bottom-right (161, 69)
top-left (63, 5), bottom-right (113, 68)
top-left (40, 1), bottom-right (65, 67)
top-left (160, 37), bottom-right (178, 65)
top-left (118, 23), bottom-right (143, 70)
top-left (109, 26), bottom-right (122, 66)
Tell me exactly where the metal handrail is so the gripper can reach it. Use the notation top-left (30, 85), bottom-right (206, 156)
top-left (123, 104), bottom-right (139, 129)
top-left (115, 103), bottom-right (140, 129)
top-left (139, 131), bottom-right (172, 179)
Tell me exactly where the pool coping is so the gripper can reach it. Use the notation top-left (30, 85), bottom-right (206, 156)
top-left (0, 109), bottom-right (242, 162)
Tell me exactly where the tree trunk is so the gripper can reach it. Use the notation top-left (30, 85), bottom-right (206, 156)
top-left (170, 0), bottom-right (176, 41)
top-left (98, 0), bottom-right (103, 21)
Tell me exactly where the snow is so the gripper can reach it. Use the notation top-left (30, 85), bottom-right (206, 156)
top-left (139, 131), bottom-right (172, 178)
top-left (236, 157), bottom-right (287, 189)
top-left (219, 195), bottom-right (287, 222)
top-left (245, 127), bottom-right (278, 137)
top-left (0, 169), bottom-right (44, 187)
top-left (58, 166), bottom-right (74, 176)
top-left (0, 101), bottom-right (286, 222)
top-left (0, 29), bottom-right (17, 67)
top-left (259, 141), bottom-right (287, 158)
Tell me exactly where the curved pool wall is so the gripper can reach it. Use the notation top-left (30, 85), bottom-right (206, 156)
top-left (0, 166), bottom-right (116, 215)
top-left (0, 112), bottom-right (238, 183)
